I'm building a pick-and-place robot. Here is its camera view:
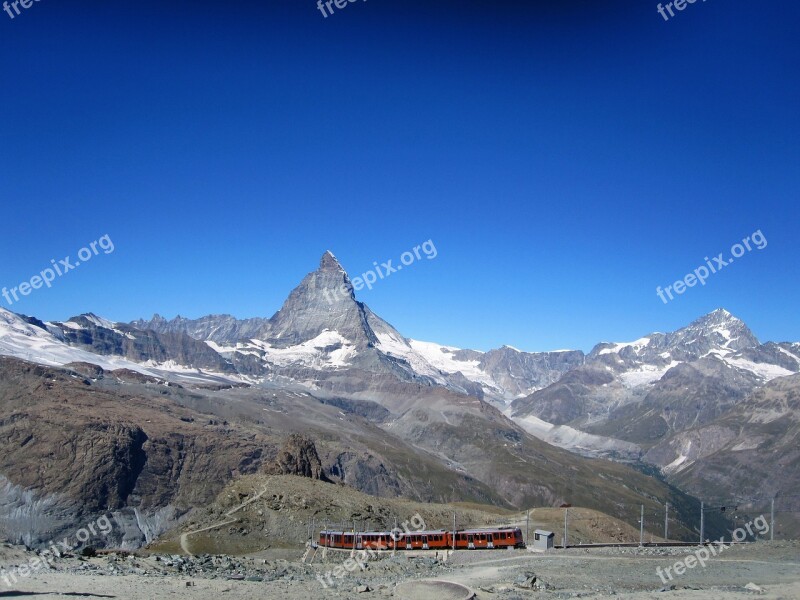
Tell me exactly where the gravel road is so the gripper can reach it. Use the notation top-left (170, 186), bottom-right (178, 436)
top-left (1, 541), bottom-right (798, 599)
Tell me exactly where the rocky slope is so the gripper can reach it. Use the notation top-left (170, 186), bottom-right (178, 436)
top-left (642, 374), bottom-right (800, 537)
top-left (0, 357), bottom-right (276, 549)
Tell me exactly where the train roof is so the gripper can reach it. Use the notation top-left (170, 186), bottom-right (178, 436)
top-left (320, 527), bottom-right (518, 535)
top-left (319, 530), bottom-right (449, 535)
top-left (458, 528), bottom-right (522, 534)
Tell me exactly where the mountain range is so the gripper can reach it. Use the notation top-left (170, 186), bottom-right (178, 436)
top-left (1, 251), bottom-right (797, 546)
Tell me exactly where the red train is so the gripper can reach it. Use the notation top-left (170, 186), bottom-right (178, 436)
top-left (318, 527), bottom-right (524, 550)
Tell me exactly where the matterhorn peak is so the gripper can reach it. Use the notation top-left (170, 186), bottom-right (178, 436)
top-left (319, 250), bottom-right (344, 272)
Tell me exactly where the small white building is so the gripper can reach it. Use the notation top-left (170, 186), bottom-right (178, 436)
top-left (531, 529), bottom-right (555, 551)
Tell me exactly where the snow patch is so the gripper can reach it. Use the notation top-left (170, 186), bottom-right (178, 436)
top-left (236, 330), bottom-right (358, 370)
top-left (512, 413), bottom-right (641, 460)
top-left (597, 337), bottom-right (652, 356)
top-left (617, 361), bottom-right (679, 388)
top-left (407, 339), bottom-right (496, 386)
top-left (724, 357), bottom-right (795, 381)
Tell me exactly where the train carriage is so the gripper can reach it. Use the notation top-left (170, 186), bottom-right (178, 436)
top-left (451, 528), bottom-right (524, 549)
top-left (319, 526), bottom-right (524, 551)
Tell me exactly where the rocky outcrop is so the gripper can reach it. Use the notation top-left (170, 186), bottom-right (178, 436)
top-left (271, 434), bottom-right (328, 481)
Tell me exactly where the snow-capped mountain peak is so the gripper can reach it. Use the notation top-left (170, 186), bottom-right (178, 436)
top-left (319, 250), bottom-right (345, 272)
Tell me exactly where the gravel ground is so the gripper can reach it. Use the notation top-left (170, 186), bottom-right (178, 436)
top-left (1, 541), bottom-right (798, 599)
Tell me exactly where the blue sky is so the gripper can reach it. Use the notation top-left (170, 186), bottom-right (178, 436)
top-left (1, 0), bottom-right (798, 352)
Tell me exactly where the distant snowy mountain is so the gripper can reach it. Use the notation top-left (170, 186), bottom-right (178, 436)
top-left (585, 309), bottom-right (796, 386)
top-left (0, 308), bottom-right (247, 387)
top-left (510, 308), bottom-right (799, 459)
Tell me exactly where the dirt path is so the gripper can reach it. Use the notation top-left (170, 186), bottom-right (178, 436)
top-left (180, 477), bottom-right (274, 554)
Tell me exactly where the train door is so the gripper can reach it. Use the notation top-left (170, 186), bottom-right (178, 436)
top-left (422, 535), bottom-right (429, 550)
top-left (487, 533), bottom-right (495, 549)
top-left (356, 534), bottom-right (363, 550)
top-left (467, 534), bottom-right (475, 549)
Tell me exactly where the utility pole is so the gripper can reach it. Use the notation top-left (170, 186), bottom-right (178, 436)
top-left (639, 505), bottom-right (644, 547)
top-left (664, 502), bottom-right (669, 540)
top-left (563, 508), bottom-right (568, 548)
top-left (700, 502), bottom-right (704, 544)
top-left (526, 510), bottom-right (530, 546)
top-left (770, 498), bottom-right (775, 542)
top-left (452, 512), bottom-right (456, 552)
